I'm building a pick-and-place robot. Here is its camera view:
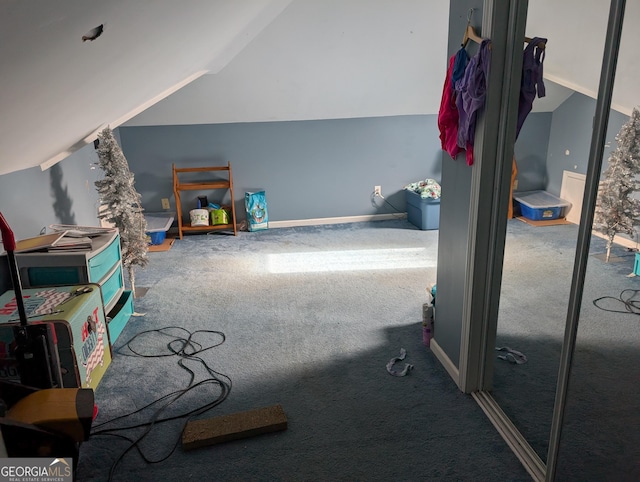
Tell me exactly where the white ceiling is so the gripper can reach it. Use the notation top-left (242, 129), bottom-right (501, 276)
top-left (125, 0), bottom-right (449, 126)
top-left (526, 0), bottom-right (639, 115)
top-left (0, 0), bottom-right (637, 176)
top-left (0, 0), bottom-right (292, 175)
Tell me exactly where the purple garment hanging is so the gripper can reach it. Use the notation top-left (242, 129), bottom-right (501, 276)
top-left (516, 37), bottom-right (547, 139)
top-left (455, 39), bottom-right (491, 166)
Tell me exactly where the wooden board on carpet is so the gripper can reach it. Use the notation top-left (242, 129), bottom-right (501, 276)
top-left (182, 404), bottom-right (287, 450)
top-left (148, 237), bottom-right (175, 252)
top-left (516, 216), bottom-right (572, 227)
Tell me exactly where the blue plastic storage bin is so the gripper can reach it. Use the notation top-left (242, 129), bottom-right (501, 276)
top-left (513, 190), bottom-right (570, 221)
top-left (148, 231), bottom-right (166, 245)
top-left (145, 212), bottom-right (174, 245)
top-left (405, 190), bottom-right (440, 230)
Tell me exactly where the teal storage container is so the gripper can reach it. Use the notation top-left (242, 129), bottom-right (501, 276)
top-left (106, 290), bottom-right (133, 344)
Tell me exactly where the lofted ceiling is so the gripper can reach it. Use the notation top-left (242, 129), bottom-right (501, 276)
top-left (526, 0), bottom-right (639, 116)
top-left (0, 0), bottom-right (292, 175)
top-left (125, 0), bottom-right (450, 126)
top-left (0, 0), bottom-right (637, 176)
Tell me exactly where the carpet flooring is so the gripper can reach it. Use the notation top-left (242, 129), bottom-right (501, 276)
top-left (77, 219), bottom-right (530, 481)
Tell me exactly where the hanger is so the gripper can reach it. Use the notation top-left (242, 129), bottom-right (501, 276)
top-left (462, 24), bottom-right (484, 47)
top-left (524, 36), bottom-right (547, 50)
top-left (463, 8), bottom-right (546, 51)
top-left (461, 8), bottom-right (483, 47)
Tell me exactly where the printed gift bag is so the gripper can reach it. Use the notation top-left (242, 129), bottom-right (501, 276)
top-left (245, 191), bottom-right (268, 231)
top-left (211, 208), bottom-right (230, 225)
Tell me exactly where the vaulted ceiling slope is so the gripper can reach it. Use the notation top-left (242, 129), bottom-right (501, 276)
top-left (128, 0), bottom-right (638, 129)
top-left (526, 0), bottom-right (639, 117)
top-left (1, 0), bottom-right (638, 177)
top-left (125, 0), bottom-right (450, 127)
top-left (0, 0), bottom-right (292, 175)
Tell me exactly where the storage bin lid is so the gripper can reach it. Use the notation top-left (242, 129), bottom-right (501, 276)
top-left (144, 212), bottom-right (174, 233)
top-left (513, 190), bottom-right (570, 209)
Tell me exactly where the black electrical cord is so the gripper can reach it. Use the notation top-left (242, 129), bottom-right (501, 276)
top-left (593, 289), bottom-right (640, 315)
top-left (383, 198), bottom-right (406, 214)
top-left (89, 326), bottom-right (232, 481)
top-left (370, 191), bottom-right (406, 217)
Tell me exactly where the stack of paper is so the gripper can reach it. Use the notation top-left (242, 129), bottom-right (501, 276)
top-left (48, 236), bottom-right (93, 251)
top-left (49, 224), bottom-right (116, 238)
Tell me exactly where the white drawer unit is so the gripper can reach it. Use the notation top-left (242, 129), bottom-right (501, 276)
top-left (11, 230), bottom-right (124, 313)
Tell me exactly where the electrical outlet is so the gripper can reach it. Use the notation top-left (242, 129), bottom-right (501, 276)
top-left (374, 186), bottom-right (382, 197)
top-left (513, 180), bottom-right (518, 190)
top-left (161, 198), bottom-right (170, 210)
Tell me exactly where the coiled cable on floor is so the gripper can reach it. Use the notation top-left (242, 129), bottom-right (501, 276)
top-left (593, 289), bottom-right (640, 315)
top-left (89, 326), bottom-right (232, 481)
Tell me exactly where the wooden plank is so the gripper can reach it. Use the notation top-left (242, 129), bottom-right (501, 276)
top-left (148, 237), bottom-right (175, 252)
top-left (180, 224), bottom-right (235, 233)
top-left (174, 165), bottom-right (231, 173)
top-left (175, 181), bottom-right (230, 190)
top-left (515, 216), bottom-right (572, 227)
top-left (182, 404), bottom-right (287, 450)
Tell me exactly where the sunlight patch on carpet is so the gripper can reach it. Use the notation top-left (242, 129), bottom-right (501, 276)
top-left (265, 247), bottom-right (435, 273)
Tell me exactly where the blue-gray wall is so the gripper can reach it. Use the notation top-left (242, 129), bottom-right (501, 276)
top-left (545, 91), bottom-right (629, 196)
top-left (0, 139), bottom-right (103, 295)
top-left (118, 110), bottom-right (552, 226)
top-left (0, 141), bottom-right (102, 241)
top-left (0, 111), bottom-right (553, 250)
top-left (118, 116), bottom-right (443, 222)
top-left (514, 112), bottom-right (552, 192)
top-left (433, 0), bottom-right (483, 369)
top-left (0, 93), bottom-right (622, 244)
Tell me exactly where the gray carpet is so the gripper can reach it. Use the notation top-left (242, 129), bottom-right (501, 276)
top-left (77, 219), bottom-right (531, 481)
top-left (494, 219), bottom-right (640, 481)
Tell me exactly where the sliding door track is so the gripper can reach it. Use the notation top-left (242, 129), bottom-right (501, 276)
top-left (473, 391), bottom-right (545, 482)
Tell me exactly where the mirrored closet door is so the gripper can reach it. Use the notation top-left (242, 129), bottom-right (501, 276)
top-left (468, 0), bottom-right (631, 481)
top-left (490, 0), bottom-right (610, 467)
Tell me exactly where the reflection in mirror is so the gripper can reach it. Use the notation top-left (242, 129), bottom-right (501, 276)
top-left (492, 83), bottom-right (631, 464)
top-left (555, 219), bottom-right (640, 480)
top-left (491, 78), bottom-right (589, 463)
top-left (555, 4), bottom-right (640, 475)
top-left (473, 0), bottom-right (638, 476)
top-left (488, 0), bottom-right (623, 466)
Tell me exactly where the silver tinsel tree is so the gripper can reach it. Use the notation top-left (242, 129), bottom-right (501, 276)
top-left (594, 107), bottom-right (640, 262)
top-left (95, 127), bottom-right (148, 295)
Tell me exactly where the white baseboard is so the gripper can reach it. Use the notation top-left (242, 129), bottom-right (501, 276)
top-left (430, 338), bottom-right (461, 390)
top-left (593, 230), bottom-right (638, 251)
top-left (166, 213), bottom-right (407, 234)
top-left (267, 213), bottom-right (407, 229)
